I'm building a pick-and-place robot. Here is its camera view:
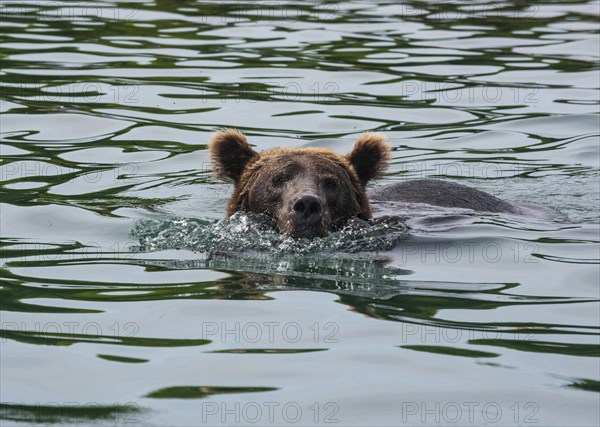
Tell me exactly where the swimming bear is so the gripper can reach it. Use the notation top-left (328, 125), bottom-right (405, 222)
top-left (209, 129), bottom-right (538, 238)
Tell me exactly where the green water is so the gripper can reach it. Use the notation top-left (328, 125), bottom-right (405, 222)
top-left (1, 1), bottom-right (599, 426)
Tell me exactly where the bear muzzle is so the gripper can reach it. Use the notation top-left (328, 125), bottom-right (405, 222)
top-left (285, 193), bottom-right (328, 238)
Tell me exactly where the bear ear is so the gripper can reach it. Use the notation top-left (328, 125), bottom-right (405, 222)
top-left (345, 133), bottom-right (391, 186)
top-left (209, 129), bottom-right (259, 182)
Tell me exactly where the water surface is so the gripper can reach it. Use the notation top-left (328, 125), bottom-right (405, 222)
top-left (1, 1), bottom-right (599, 426)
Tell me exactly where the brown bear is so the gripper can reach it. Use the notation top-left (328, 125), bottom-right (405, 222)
top-left (209, 129), bottom-right (539, 239)
top-left (209, 129), bottom-right (390, 238)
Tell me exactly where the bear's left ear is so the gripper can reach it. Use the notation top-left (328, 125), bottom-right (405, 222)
top-left (209, 129), bottom-right (259, 183)
top-left (345, 133), bottom-right (391, 186)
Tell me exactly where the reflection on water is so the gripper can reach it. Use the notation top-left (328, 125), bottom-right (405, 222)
top-left (1, 0), bottom-right (599, 426)
top-left (145, 386), bottom-right (279, 399)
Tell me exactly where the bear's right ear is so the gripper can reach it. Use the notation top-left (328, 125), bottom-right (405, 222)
top-left (209, 129), bottom-right (259, 182)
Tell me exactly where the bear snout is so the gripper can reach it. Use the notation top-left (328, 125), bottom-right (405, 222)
top-left (286, 193), bottom-right (328, 238)
top-left (292, 194), bottom-right (323, 225)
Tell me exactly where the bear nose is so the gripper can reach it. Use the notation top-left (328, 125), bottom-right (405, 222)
top-left (292, 194), bottom-right (322, 225)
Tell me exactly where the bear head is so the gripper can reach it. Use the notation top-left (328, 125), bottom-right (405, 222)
top-left (209, 129), bottom-right (390, 238)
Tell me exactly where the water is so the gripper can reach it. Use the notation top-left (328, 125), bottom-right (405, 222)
top-left (1, 1), bottom-right (599, 426)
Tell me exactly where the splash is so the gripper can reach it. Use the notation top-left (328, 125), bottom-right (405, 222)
top-left (131, 211), bottom-right (409, 255)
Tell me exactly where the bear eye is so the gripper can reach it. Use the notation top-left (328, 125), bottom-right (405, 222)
top-left (323, 177), bottom-right (338, 189)
top-left (272, 174), bottom-right (287, 187)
